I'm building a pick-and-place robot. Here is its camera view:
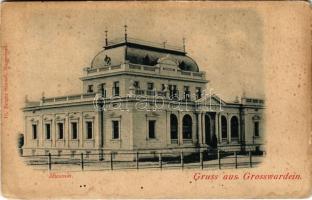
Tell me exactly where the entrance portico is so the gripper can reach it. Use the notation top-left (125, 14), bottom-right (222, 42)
top-left (198, 111), bottom-right (219, 148)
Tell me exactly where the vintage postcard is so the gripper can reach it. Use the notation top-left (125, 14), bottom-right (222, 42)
top-left (1, 1), bottom-right (311, 198)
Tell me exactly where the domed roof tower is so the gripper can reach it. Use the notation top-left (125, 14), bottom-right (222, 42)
top-left (90, 27), bottom-right (199, 72)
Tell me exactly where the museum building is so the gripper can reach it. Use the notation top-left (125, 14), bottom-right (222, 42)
top-left (22, 29), bottom-right (265, 159)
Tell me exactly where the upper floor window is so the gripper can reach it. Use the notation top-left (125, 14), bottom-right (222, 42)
top-left (99, 83), bottom-right (107, 98)
top-left (183, 86), bottom-right (190, 100)
top-left (196, 87), bottom-right (202, 99)
top-left (45, 124), bottom-right (51, 140)
top-left (147, 82), bottom-right (154, 90)
top-left (32, 124), bottom-right (37, 139)
top-left (113, 81), bottom-right (120, 96)
top-left (57, 123), bottom-right (64, 139)
top-left (87, 85), bottom-right (94, 93)
top-left (148, 120), bottom-right (156, 139)
top-left (143, 55), bottom-right (150, 65)
top-left (103, 88), bottom-right (107, 98)
top-left (71, 122), bottom-right (78, 139)
top-left (169, 85), bottom-right (178, 100)
top-left (112, 120), bottom-right (120, 139)
top-left (86, 121), bottom-right (93, 139)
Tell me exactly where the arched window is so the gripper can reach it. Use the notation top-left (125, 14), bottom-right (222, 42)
top-left (182, 114), bottom-right (192, 139)
top-left (170, 114), bottom-right (178, 140)
top-left (221, 116), bottom-right (227, 139)
top-left (143, 55), bottom-right (150, 65)
top-left (230, 116), bottom-right (239, 138)
top-left (179, 61), bottom-right (186, 70)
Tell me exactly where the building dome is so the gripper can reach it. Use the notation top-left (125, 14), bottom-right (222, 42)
top-left (91, 46), bottom-right (126, 68)
top-left (90, 40), bottom-right (199, 72)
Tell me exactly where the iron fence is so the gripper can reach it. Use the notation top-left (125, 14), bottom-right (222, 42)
top-left (21, 148), bottom-right (265, 171)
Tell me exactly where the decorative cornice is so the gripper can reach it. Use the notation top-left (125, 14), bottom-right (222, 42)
top-left (252, 115), bottom-right (261, 121)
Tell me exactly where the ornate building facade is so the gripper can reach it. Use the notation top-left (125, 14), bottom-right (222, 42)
top-left (22, 31), bottom-right (264, 160)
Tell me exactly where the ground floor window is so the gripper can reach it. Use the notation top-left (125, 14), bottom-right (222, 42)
top-left (230, 116), bottom-right (239, 138)
top-left (221, 116), bottom-right (227, 140)
top-left (57, 123), bottom-right (64, 139)
top-left (254, 121), bottom-right (260, 137)
top-left (86, 121), bottom-right (93, 139)
top-left (112, 120), bottom-right (120, 139)
top-left (148, 120), bottom-right (156, 139)
top-left (71, 122), bottom-right (78, 139)
top-left (32, 124), bottom-right (37, 139)
top-left (45, 124), bottom-right (51, 140)
top-left (182, 114), bottom-right (192, 139)
top-left (170, 114), bottom-right (178, 140)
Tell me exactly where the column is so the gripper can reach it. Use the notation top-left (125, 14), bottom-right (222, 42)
top-left (53, 114), bottom-right (57, 147)
top-left (218, 113), bottom-right (223, 143)
top-left (66, 114), bottom-right (70, 148)
top-left (218, 113), bottom-right (221, 144)
top-left (202, 113), bottom-right (206, 145)
top-left (178, 111), bottom-right (183, 145)
top-left (214, 113), bottom-right (219, 142)
top-left (238, 116), bottom-right (241, 143)
top-left (40, 115), bottom-right (44, 147)
top-left (192, 113), bottom-right (197, 144)
top-left (166, 111), bottom-right (171, 145)
top-left (227, 115), bottom-right (231, 144)
top-left (198, 112), bottom-right (203, 145)
top-left (98, 110), bottom-right (103, 148)
top-left (24, 117), bottom-right (27, 147)
top-left (79, 112), bottom-right (83, 148)
top-left (239, 109), bottom-right (245, 144)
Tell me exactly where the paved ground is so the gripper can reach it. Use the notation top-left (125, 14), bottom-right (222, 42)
top-left (22, 154), bottom-right (264, 171)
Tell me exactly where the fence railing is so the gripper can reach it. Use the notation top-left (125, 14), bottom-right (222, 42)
top-left (22, 148), bottom-right (265, 171)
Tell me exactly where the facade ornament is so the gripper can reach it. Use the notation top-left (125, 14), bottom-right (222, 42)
top-left (104, 55), bottom-right (111, 65)
top-left (252, 115), bottom-right (261, 121)
top-left (235, 96), bottom-right (242, 103)
top-left (163, 84), bottom-right (168, 92)
top-left (40, 92), bottom-right (45, 105)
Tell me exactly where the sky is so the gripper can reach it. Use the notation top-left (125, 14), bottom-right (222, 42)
top-left (4, 2), bottom-right (264, 132)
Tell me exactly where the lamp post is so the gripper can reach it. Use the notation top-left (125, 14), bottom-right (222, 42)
top-left (97, 84), bottom-right (105, 161)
